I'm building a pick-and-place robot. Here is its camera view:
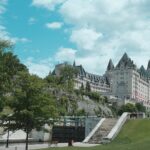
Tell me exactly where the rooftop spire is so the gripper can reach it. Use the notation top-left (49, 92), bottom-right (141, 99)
top-left (140, 65), bottom-right (145, 71)
top-left (107, 59), bottom-right (114, 71)
top-left (116, 52), bottom-right (136, 69)
top-left (139, 65), bottom-right (147, 77)
top-left (147, 60), bottom-right (150, 70)
top-left (73, 60), bottom-right (76, 67)
top-left (122, 52), bottom-right (129, 61)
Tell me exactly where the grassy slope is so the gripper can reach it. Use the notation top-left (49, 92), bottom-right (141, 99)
top-left (41, 119), bottom-right (150, 150)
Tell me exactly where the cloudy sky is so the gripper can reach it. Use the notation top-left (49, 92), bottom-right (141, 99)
top-left (0, 0), bottom-right (150, 77)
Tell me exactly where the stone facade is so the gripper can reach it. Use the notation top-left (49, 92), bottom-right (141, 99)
top-left (52, 62), bottom-right (111, 93)
top-left (106, 53), bottom-right (150, 109)
top-left (73, 62), bottom-right (110, 93)
top-left (52, 53), bottom-right (150, 108)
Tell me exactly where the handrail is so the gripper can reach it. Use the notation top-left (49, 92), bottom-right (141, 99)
top-left (83, 118), bottom-right (105, 143)
top-left (105, 112), bottom-right (129, 141)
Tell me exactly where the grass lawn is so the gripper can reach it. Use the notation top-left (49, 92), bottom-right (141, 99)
top-left (39, 119), bottom-right (150, 150)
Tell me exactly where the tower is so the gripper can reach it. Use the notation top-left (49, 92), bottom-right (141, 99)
top-left (73, 60), bottom-right (76, 67)
top-left (147, 60), bottom-right (150, 80)
top-left (107, 59), bottom-right (114, 71)
top-left (147, 60), bottom-right (150, 70)
top-left (105, 59), bottom-right (115, 91)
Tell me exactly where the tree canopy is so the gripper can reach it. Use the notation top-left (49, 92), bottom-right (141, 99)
top-left (0, 40), bottom-right (57, 150)
top-left (3, 72), bottom-right (57, 150)
top-left (0, 40), bottom-right (27, 112)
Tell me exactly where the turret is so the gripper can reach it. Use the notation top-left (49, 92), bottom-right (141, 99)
top-left (107, 59), bottom-right (114, 71)
top-left (122, 52), bottom-right (128, 61)
top-left (147, 60), bottom-right (150, 70)
top-left (73, 60), bottom-right (76, 67)
top-left (116, 52), bottom-right (136, 69)
top-left (147, 60), bottom-right (150, 79)
top-left (139, 65), bottom-right (147, 78)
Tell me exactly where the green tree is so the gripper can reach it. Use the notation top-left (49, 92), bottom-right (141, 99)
top-left (59, 65), bottom-right (78, 92)
top-left (80, 83), bottom-right (84, 93)
top-left (135, 103), bottom-right (146, 112)
top-left (88, 92), bottom-right (101, 102)
top-left (4, 72), bottom-right (57, 150)
top-left (59, 96), bottom-right (69, 115)
top-left (0, 40), bottom-right (27, 112)
top-left (86, 81), bottom-right (91, 93)
top-left (0, 40), bottom-right (28, 148)
top-left (118, 103), bottom-right (137, 116)
top-left (0, 40), bottom-right (12, 112)
top-left (45, 74), bottom-right (60, 88)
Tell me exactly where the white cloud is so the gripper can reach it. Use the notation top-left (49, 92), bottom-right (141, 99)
top-left (32, 0), bottom-right (66, 11)
top-left (0, 1), bottom-right (30, 44)
top-left (76, 55), bottom-right (106, 75)
top-left (28, 17), bottom-right (37, 25)
top-left (46, 22), bottom-right (63, 29)
top-left (32, 0), bottom-right (150, 75)
top-left (24, 47), bottom-right (76, 78)
top-left (55, 47), bottom-right (77, 62)
top-left (0, 0), bottom-right (7, 14)
top-left (59, 0), bottom-right (150, 72)
top-left (12, 37), bottom-right (31, 43)
top-left (0, 25), bottom-right (30, 43)
top-left (25, 57), bottom-right (54, 78)
top-left (70, 27), bottom-right (103, 51)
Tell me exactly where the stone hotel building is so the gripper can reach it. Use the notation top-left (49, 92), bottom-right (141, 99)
top-left (52, 53), bottom-right (150, 108)
top-left (106, 53), bottom-right (150, 108)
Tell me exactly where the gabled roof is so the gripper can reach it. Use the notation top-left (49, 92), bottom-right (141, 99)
top-left (138, 65), bottom-right (149, 79)
top-left (116, 53), bottom-right (136, 69)
top-left (75, 65), bottom-right (109, 85)
top-left (147, 60), bottom-right (150, 70)
top-left (75, 65), bottom-right (86, 77)
top-left (107, 59), bottom-right (114, 71)
top-left (146, 61), bottom-right (150, 78)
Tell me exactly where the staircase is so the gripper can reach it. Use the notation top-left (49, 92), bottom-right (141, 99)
top-left (89, 118), bottom-right (117, 144)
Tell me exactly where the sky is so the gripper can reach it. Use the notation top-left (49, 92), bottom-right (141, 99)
top-left (0, 0), bottom-right (150, 78)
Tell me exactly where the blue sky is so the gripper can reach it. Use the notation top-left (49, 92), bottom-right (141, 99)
top-left (0, 0), bottom-right (150, 77)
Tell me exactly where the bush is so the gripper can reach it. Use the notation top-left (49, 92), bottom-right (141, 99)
top-left (118, 103), bottom-right (137, 116)
top-left (135, 103), bottom-right (146, 112)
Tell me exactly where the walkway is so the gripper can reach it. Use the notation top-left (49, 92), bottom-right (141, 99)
top-left (0, 142), bottom-right (99, 150)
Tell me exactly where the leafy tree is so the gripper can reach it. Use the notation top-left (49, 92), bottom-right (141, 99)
top-left (76, 109), bottom-right (86, 116)
top-left (69, 99), bottom-right (78, 115)
top-left (59, 65), bottom-right (78, 92)
top-left (59, 96), bottom-right (69, 115)
top-left (0, 40), bottom-right (27, 112)
top-left (0, 40), bottom-right (28, 148)
top-left (135, 103), bottom-right (146, 112)
top-left (80, 83), bottom-right (84, 93)
top-left (103, 96), bottom-right (108, 103)
top-left (45, 75), bottom-right (60, 88)
top-left (0, 40), bottom-right (12, 112)
top-left (86, 81), bottom-right (91, 92)
top-left (85, 91), bottom-right (104, 103)
top-left (118, 103), bottom-right (137, 116)
top-left (4, 72), bottom-right (57, 150)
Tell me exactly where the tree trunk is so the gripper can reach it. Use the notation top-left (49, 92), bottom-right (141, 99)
top-left (25, 129), bottom-right (29, 150)
top-left (6, 128), bottom-right (10, 148)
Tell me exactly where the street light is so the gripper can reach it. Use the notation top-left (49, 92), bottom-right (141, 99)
top-left (6, 114), bottom-right (12, 148)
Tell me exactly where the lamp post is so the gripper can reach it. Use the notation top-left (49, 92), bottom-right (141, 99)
top-left (6, 114), bottom-right (12, 148)
top-left (6, 119), bottom-right (10, 148)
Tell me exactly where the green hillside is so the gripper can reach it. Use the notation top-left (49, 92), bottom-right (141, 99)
top-left (40, 119), bottom-right (150, 150)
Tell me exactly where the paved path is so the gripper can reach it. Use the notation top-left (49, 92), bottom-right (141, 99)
top-left (0, 142), bottom-right (99, 150)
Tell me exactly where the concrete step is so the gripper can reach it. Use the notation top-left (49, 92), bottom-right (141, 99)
top-left (89, 118), bottom-right (117, 144)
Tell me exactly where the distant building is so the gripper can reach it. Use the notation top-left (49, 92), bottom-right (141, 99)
top-left (106, 53), bottom-right (150, 109)
top-left (52, 53), bottom-right (150, 109)
top-left (73, 61), bottom-right (110, 93)
top-left (52, 62), bottom-right (111, 93)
